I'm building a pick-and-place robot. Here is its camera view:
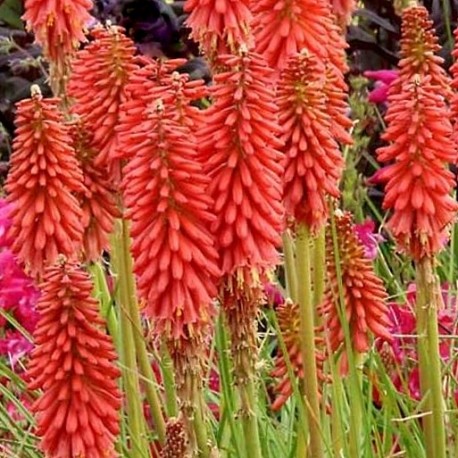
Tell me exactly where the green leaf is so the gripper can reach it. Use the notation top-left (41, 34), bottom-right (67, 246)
top-left (0, 0), bottom-right (24, 30)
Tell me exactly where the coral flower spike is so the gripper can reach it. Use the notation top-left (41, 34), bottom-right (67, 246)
top-left (322, 211), bottom-right (392, 355)
top-left (377, 75), bottom-right (458, 259)
top-left (278, 50), bottom-right (344, 234)
top-left (5, 86), bottom-right (85, 276)
top-left (23, 0), bottom-right (93, 93)
top-left (184, 0), bottom-right (253, 63)
top-left (123, 98), bottom-right (220, 340)
top-left (27, 259), bottom-right (121, 458)
top-left (68, 25), bottom-right (137, 171)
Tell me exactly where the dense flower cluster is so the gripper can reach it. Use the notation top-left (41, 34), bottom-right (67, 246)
top-left (70, 122), bottom-right (120, 262)
top-left (27, 260), bottom-right (121, 458)
top-left (270, 300), bottom-right (327, 410)
top-left (68, 25), bottom-right (138, 170)
top-left (377, 76), bottom-right (458, 259)
top-left (123, 97), bottom-right (220, 339)
top-left (184, 0), bottom-right (253, 62)
top-left (5, 89), bottom-right (85, 276)
top-left (22, 0), bottom-right (93, 65)
top-left (321, 211), bottom-right (392, 354)
top-left (278, 51), bottom-right (344, 233)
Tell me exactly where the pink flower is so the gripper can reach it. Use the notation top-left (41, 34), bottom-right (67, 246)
top-left (364, 69), bottom-right (398, 104)
top-left (0, 330), bottom-right (34, 367)
top-left (0, 199), bottom-right (13, 248)
top-left (354, 219), bottom-right (384, 259)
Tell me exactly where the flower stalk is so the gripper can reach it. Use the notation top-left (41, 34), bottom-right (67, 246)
top-left (415, 257), bottom-right (446, 458)
top-left (296, 224), bottom-right (324, 458)
top-left (111, 218), bottom-right (149, 457)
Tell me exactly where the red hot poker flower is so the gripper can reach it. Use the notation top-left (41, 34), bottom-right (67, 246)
top-left (184, 0), bottom-right (253, 63)
top-left (123, 99), bottom-right (220, 339)
top-left (270, 300), bottom-right (327, 410)
top-left (252, 0), bottom-right (334, 71)
top-left (321, 211), bottom-right (392, 354)
top-left (68, 25), bottom-right (137, 170)
top-left (5, 87), bottom-right (85, 276)
top-left (377, 75), bottom-right (458, 259)
top-left (27, 259), bottom-right (121, 458)
top-left (392, 6), bottom-right (451, 100)
top-left (198, 50), bottom-right (284, 276)
top-left (22, 0), bottom-right (93, 65)
top-left (278, 51), bottom-right (344, 233)
top-left (450, 27), bottom-right (458, 144)
top-left (70, 122), bottom-right (121, 262)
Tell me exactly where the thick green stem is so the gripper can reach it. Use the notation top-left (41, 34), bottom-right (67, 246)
top-left (296, 224), bottom-right (324, 458)
top-left (131, 315), bottom-right (166, 444)
top-left (416, 257), bottom-right (446, 458)
top-left (160, 341), bottom-right (179, 418)
top-left (111, 219), bottom-right (149, 457)
top-left (312, 229), bottom-right (326, 308)
top-left (283, 231), bottom-right (298, 302)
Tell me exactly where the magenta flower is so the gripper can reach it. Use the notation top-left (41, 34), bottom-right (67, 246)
top-left (0, 330), bottom-right (34, 367)
top-left (364, 69), bottom-right (398, 104)
top-left (0, 199), bottom-right (13, 249)
top-left (376, 283), bottom-right (458, 403)
top-left (354, 219), bottom-right (384, 259)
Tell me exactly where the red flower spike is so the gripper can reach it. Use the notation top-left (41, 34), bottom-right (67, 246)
top-left (278, 51), bottom-right (344, 233)
top-left (450, 27), bottom-right (458, 144)
top-left (377, 75), bottom-right (458, 259)
top-left (70, 122), bottom-right (121, 262)
top-left (23, 0), bottom-right (92, 65)
top-left (321, 211), bottom-right (392, 354)
top-left (331, 0), bottom-right (356, 26)
top-left (252, 0), bottom-right (334, 71)
top-left (184, 0), bottom-right (253, 62)
top-left (394, 6), bottom-right (451, 98)
top-left (68, 25), bottom-right (137, 169)
top-left (117, 61), bottom-right (208, 162)
top-left (270, 300), bottom-right (327, 411)
top-left (160, 417), bottom-right (188, 458)
top-left (198, 50), bottom-right (284, 276)
top-left (123, 99), bottom-right (220, 339)
top-left (27, 259), bottom-right (121, 458)
top-left (5, 88), bottom-right (85, 276)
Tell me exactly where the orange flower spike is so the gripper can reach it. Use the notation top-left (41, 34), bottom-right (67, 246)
top-left (252, 0), bottom-right (333, 71)
top-left (184, 0), bottom-right (253, 62)
top-left (450, 27), bottom-right (458, 144)
top-left (199, 49), bottom-right (284, 275)
top-left (27, 259), bottom-right (121, 458)
top-left (70, 122), bottom-right (121, 262)
top-left (23, 0), bottom-right (93, 64)
top-left (322, 211), bottom-right (392, 354)
top-left (68, 25), bottom-right (137, 169)
top-left (270, 300), bottom-right (327, 411)
top-left (278, 51), bottom-right (344, 234)
top-left (395, 6), bottom-right (451, 97)
top-left (377, 76), bottom-right (458, 259)
top-left (123, 99), bottom-right (220, 339)
top-left (5, 87), bottom-right (85, 276)
top-left (330, 0), bottom-right (356, 26)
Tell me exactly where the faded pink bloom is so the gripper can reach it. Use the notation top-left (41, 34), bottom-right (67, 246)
top-left (364, 69), bottom-right (398, 104)
top-left (354, 219), bottom-right (384, 259)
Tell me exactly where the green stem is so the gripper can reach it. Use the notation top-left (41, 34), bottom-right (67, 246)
top-left (111, 219), bottom-right (149, 457)
top-left (312, 229), bottom-right (326, 308)
top-left (131, 314), bottom-right (166, 444)
top-left (216, 313), bottom-right (245, 457)
top-left (416, 257), bottom-right (446, 458)
top-left (296, 224), bottom-right (324, 458)
top-left (282, 231), bottom-right (298, 302)
top-left (89, 261), bottom-right (118, 342)
top-left (160, 341), bottom-right (179, 418)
